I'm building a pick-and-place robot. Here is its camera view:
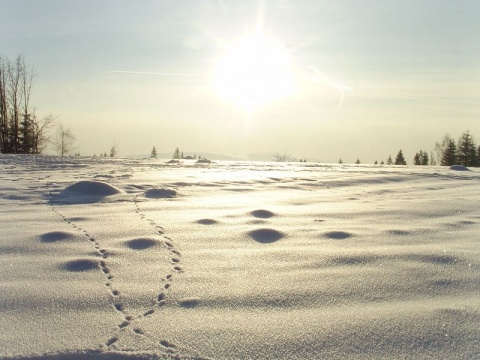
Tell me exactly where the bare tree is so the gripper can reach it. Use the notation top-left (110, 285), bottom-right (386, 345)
top-left (0, 55), bottom-right (8, 153)
top-left (0, 53), bottom-right (52, 154)
top-left (32, 113), bottom-right (55, 154)
top-left (19, 54), bottom-right (36, 153)
top-left (273, 151), bottom-right (291, 162)
top-left (54, 123), bottom-right (76, 156)
top-left (6, 55), bottom-right (24, 153)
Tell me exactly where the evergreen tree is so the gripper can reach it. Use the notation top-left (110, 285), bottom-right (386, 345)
top-left (355, 158), bottom-right (361, 164)
top-left (338, 158), bottom-right (343, 164)
top-left (386, 155), bottom-right (393, 165)
top-left (421, 151), bottom-right (429, 165)
top-left (374, 160), bottom-right (378, 165)
top-left (413, 150), bottom-right (429, 165)
top-left (151, 146), bottom-right (157, 158)
top-left (173, 147), bottom-right (181, 159)
top-left (380, 160), bottom-right (384, 165)
top-left (441, 140), bottom-right (457, 166)
top-left (413, 153), bottom-right (421, 165)
top-left (394, 149), bottom-right (406, 165)
top-left (457, 130), bottom-right (476, 167)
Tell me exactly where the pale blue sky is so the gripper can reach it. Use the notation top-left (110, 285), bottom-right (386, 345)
top-left (1, 0), bottom-right (479, 162)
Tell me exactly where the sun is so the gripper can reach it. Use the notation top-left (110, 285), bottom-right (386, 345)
top-left (213, 31), bottom-right (296, 112)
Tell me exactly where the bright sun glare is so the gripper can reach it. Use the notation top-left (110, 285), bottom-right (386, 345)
top-left (213, 31), bottom-right (296, 112)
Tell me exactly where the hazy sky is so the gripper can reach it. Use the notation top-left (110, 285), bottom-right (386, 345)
top-left (1, 0), bottom-right (479, 162)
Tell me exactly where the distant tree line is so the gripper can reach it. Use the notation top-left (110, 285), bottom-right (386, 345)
top-left (0, 53), bottom-right (54, 154)
top-left (339, 130), bottom-right (479, 167)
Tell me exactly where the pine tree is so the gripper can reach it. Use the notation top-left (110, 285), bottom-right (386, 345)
top-left (413, 152), bottom-right (421, 165)
top-left (414, 150), bottom-right (429, 165)
top-left (151, 146), bottom-right (157, 158)
top-left (109, 145), bottom-right (117, 157)
top-left (457, 130), bottom-right (476, 167)
top-left (440, 140), bottom-right (457, 166)
top-left (338, 158), bottom-right (343, 164)
top-left (386, 155), bottom-right (393, 165)
top-left (394, 149), bottom-right (406, 165)
top-left (421, 151), bottom-right (429, 165)
top-left (173, 147), bottom-right (181, 159)
top-left (441, 140), bottom-right (457, 166)
top-left (355, 158), bottom-right (361, 164)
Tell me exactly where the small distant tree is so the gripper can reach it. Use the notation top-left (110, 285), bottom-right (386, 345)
top-left (53, 123), bottom-right (76, 157)
top-left (429, 151), bottom-right (437, 166)
top-left (380, 160), bottom-right (384, 165)
top-left (338, 158), bottom-right (343, 164)
top-left (151, 146), bottom-right (157, 158)
top-left (457, 130), bottom-right (476, 167)
top-left (109, 141), bottom-right (118, 157)
top-left (413, 150), bottom-right (429, 165)
top-left (413, 153), bottom-right (421, 165)
top-left (441, 140), bottom-right (457, 166)
top-left (394, 149), bottom-right (406, 165)
top-left (273, 151), bottom-right (291, 162)
top-left (173, 147), bottom-right (181, 159)
top-left (386, 155), bottom-right (393, 165)
top-left (374, 160), bottom-right (378, 165)
top-left (355, 158), bottom-right (361, 164)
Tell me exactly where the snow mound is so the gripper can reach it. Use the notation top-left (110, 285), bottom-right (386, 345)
top-left (63, 259), bottom-right (98, 272)
top-left (40, 231), bottom-right (77, 243)
top-left (145, 188), bottom-right (177, 199)
top-left (449, 165), bottom-right (471, 171)
top-left (62, 181), bottom-right (124, 197)
top-left (324, 231), bottom-right (353, 239)
top-left (247, 228), bottom-right (285, 243)
top-left (196, 218), bottom-right (218, 225)
top-left (250, 209), bottom-right (275, 218)
top-left (125, 237), bottom-right (161, 250)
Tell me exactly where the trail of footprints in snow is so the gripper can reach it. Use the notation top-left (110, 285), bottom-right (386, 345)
top-left (47, 191), bottom-right (183, 355)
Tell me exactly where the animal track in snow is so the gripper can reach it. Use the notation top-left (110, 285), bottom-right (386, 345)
top-left (46, 186), bottom-right (185, 355)
top-left (132, 193), bottom-right (185, 349)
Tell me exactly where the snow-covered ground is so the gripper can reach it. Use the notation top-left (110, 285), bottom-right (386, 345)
top-left (1, 155), bottom-right (479, 359)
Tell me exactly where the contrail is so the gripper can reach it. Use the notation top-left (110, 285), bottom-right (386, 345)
top-left (308, 66), bottom-right (352, 109)
top-left (110, 70), bottom-right (202, 77)
top-left (68, 86), bottom-right (83, 100)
